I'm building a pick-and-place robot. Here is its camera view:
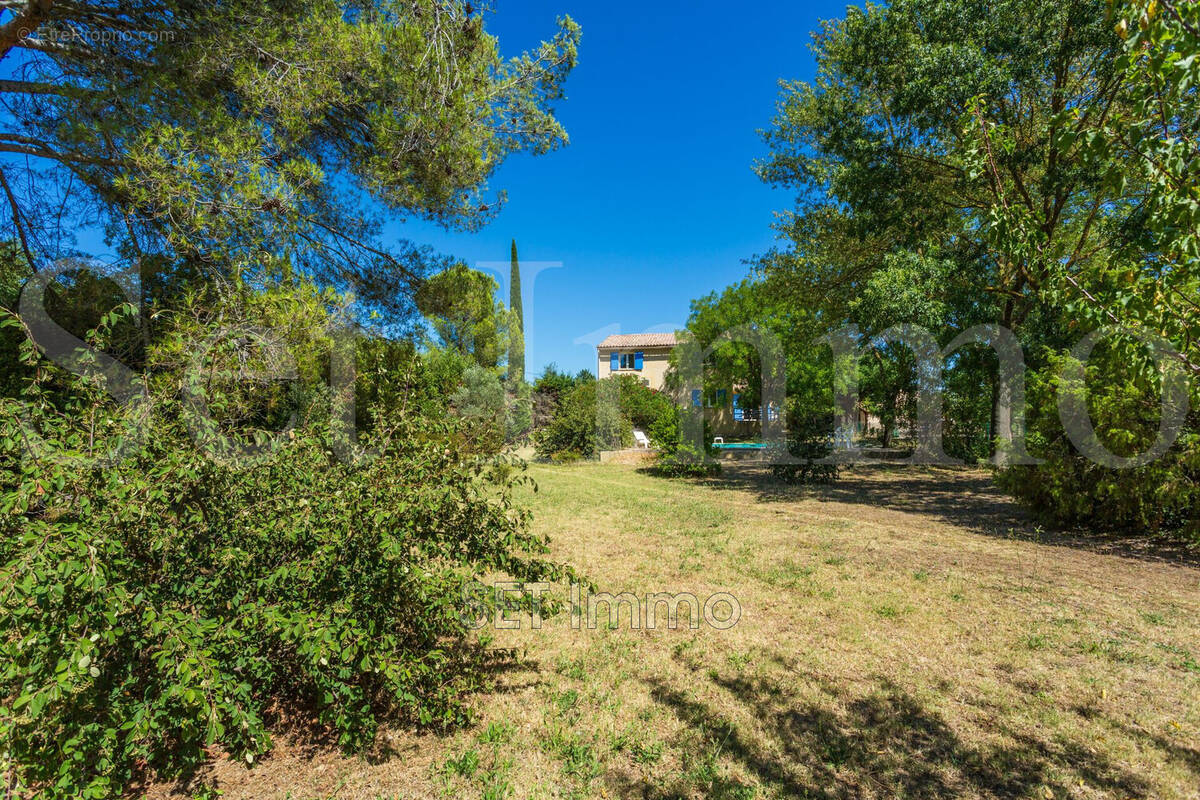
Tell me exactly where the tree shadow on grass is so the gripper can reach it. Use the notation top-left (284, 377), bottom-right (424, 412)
top-left (670, 463), bottom-right (1200, 568)
top-left (610, 665), bottom-right (1157, 799)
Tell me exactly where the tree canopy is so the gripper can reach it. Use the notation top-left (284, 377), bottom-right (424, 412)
top-left (415, 262), bottom-right (508, 368)
top-left (758, 0), bottom-right (1123, 335)
top-left (0, 0), bottom-right (579, 319)
top-left (739, 0), bottom-right (1200, 529)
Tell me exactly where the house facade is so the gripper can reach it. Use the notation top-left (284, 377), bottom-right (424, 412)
top-left (596, 333), bottom-right (677, 391)
top-left (595, 333), bottom-right (766, 439)
top-left (595, 331), bottom-right (885, 443)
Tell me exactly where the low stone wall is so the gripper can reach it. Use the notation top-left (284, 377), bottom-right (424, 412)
top-left (598, 448), bottom-right (658, 465)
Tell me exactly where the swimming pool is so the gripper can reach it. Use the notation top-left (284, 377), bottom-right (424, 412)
top-left (712, 442), bottom-right (766, 450)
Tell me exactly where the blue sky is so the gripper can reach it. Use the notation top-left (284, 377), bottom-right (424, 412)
top-left (395, 0), bottom-right (850, 379)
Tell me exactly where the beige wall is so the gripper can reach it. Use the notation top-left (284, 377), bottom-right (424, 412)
top-left (706, 406), bottom-right (761, 439)
top-left (596, 346), bottom-right (673, 391)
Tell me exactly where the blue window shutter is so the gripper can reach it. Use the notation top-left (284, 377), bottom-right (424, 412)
top-left (634, 351), bottom-right (643, 370)
top-left (691, 389), bottom-right (702, 408)
top-left (610, 351), bottom-right (619, 371)
top-left (732, 393), bottom-right (740, 409)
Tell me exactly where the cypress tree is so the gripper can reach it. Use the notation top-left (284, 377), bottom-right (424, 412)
top-left (508, 239), bottom-right (525, 382)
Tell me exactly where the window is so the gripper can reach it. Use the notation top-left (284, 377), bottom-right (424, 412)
top-left (618, 352), bottom-right (644, 370)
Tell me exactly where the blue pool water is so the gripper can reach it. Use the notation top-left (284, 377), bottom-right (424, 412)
top-left (712, 442), bottom-right (765, 450)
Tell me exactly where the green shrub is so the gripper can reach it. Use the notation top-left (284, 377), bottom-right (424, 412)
top-left (642, 403), bottom-right (721, 478)
top-left (534, 377), bottom-right (658, 460)
top-left (534, 379), bottom-right (605, 459)
top-left (0, 289), bottom-right (575, 798)
top-left (505, 380), bottom-right (533, 444)
top-left (532, 363), bottom-right (581, 404)
top-left (451, 363), bottom-right (507, 453)
top-left (649, 441), bottom-right (722, 478)
top-left (612, 375), bottom-right (674, 432)
top-left (770, 413), bottom-right (839, 485)
top-left (996, 347), bottom-right (1200, 538)
top-left (770, 456), bottom-right (838, 485)
top-left (354, 338), bottom-right (468, 430)
top-left (645, 404), bottom-right (684, 460)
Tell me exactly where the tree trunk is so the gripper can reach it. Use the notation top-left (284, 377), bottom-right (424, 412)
top-left (991, 298), bottom-right (1017, 459)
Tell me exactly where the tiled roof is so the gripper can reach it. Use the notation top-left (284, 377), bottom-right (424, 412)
top-left (598, 333), bottom-right (678, 349)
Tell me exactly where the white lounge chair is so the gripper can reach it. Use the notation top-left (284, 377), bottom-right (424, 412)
top-left (633, 429), bottom-right (652, 449)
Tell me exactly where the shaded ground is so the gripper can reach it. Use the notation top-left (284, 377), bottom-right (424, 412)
top-left (704, 463), bottom-right (1200, 566)
top-left (149, 463), bottom-right (1200, 800)
top-left (695, 462), bottom-right (1035, 535)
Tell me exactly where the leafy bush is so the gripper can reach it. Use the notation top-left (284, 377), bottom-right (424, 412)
top-left (0, 287), bottom-right (575, 798)
top-left (354, 338), bottom-right (467, 430)
top-left (533, 374), bottom-right (728, 478)
top-left (649, 441), bottom-right (722, 478)
top-left (532, 363), bottom-right (580, 403)
top-left (533, 375), bottom-right (687, 461)
top-left (450, 363), bottom-right (507, 452)
top-left (505, 380), bottom-right (533, 444)
top-left (611, 375), bottom-right (675, 432)
top-left (645, 401), bottom-right (682, 454)
top-left (996, 347), bottom-right (1200, 538)
top-left (771, 412), bottom-right (839, 485)
top-left (534, 379), bottom-right (606, 459)
top-left (770, 455), bottom-right (839, 485)
top-left (534, 377), bottom-right (654, 460)
top-left (641, 401), bottom-right (721, 478)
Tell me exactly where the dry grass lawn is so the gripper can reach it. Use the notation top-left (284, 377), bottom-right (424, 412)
top-left (152, 463), bottom-right (1200, 800)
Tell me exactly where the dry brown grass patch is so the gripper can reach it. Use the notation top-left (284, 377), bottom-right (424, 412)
top-left (145, 463), bottom-right (1200, 800)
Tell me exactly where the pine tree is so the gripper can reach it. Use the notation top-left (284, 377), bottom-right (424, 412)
top-left (0, 2), bottom-right (579, 318)
top-left (508, 239), bottom-right (525, 383)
